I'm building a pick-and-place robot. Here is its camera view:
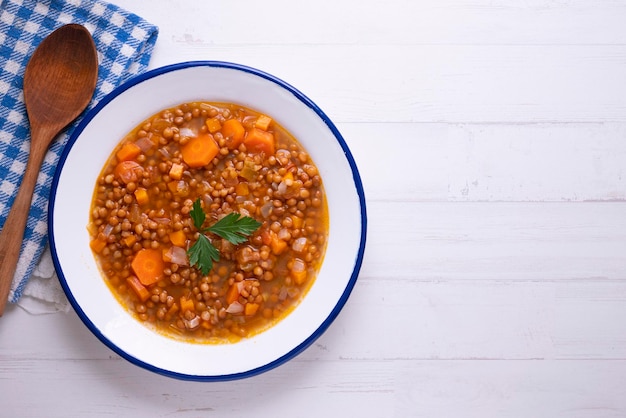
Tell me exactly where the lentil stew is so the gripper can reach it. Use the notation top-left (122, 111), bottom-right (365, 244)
top-left (88, 101), bottom-right (328, 343)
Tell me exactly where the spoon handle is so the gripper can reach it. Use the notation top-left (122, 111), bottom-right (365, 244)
top-left (0, 128), bottom-right (51, 315)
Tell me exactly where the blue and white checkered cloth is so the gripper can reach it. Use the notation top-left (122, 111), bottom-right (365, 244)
top-left (0, 0), bottom-right (158, 303)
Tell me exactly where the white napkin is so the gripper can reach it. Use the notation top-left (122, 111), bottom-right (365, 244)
top-left (19, 247), bottom-right (70, 313)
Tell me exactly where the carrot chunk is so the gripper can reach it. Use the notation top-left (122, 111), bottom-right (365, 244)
top-left (290, 258), bottom-right (308, 285)
top-left (291, 268), bottom-right (307, 285)
top-left (134, 188), bottom-right (149, 205)
top-left (226, 283), bottom-right (240, 305)
top-left (166, 303), bottom-right (179, 319)
top-left (181, 134), bottom-right (219, 168)
top-left (235, 182), bottom-right (249, 197)
top-left (291, 215), bottom-right (303, 229)
top-left (269, 231), bottom-right (287, 255)
top-left (221, 119), bottom-right (245, 149)
top-left (114, 160), bottom-right (143, 184)
top-left (169, 163), bottom-right (184, 180)
top-left (90, 238), bottom-right (107, 253)
top-left (244, 128), bottom-right (275, 155)
top-left (131, 248), bottom-right (165, 286)
top-left (169, 230), bottom-right (187, 247)
top-left (167, 180), bottom-right (190, 197)
top-left (245, 302), bottom-right (259, 316)
top-left (255, 114), bottom-right (272, 131)
top-left (122, 235), bottom-right (137, 247)
top-left (116, 142), bottom-right (142, 162)
top-left (127, 276), bottom-right (150, 302)
top-left (180, 295), bottom-right (195, 312)
top-left (261, 230), bottom-right (272, 246)
top-left (205, 117), bottom-right (222, 134)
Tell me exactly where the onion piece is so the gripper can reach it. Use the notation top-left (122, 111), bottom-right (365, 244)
top-left (242, 115), bottom-right (257, 126)
top-left (276, 180), bottom-right (287, 196)
top-left (185, 117), bottom-right (204, 135)
top-left (287, 287), bottom-right (300, 298)
top-left (134, 136), bottom-right (154, 152)
top-left (153, 217), bottom-right (171, 224)
top-left (179, 127), bottom-right (195, 138)
top-left (184, 315), bottom-right (200, 329)
top-left (278, 228), bottom-right (291, 241)
top-left (237, 246), bottom-right (258, 264)
top-left (164, 246), bottom-right (188, 266)
top-left (292, 258), bottom-right (306, 273)
top-left (102, 223), bottom-right (113, 237)
top-left (260, 202), bottom-right (273, 218)
top-left (292, 237), bottom-right (307, 253)
top-left (226, 301), bottom-right (244, 314)
top-left (158, 147), bottom-right (171, 159)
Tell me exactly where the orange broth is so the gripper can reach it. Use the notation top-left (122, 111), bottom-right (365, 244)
top-left (88, 101), bottom-right (328, 343)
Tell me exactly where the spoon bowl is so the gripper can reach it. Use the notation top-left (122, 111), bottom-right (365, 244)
top-left (0, 24), bottom-right (98, 315)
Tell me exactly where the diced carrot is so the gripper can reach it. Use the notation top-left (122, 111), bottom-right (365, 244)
top-left (126, 276), bottom-right (150, 302)
top-left (114, 160), bottom-right (143, 184)
top-left (245, 302), bottom-right (259, 316)
top-left (167, 180), bottom-right (190, 197)
top-left (122, 235), bottom-right (136, 247)
top-left (271, 238), bottom-right (287, 255)
top-left (116, 142), bottom-right (142, 162)
top-left (221, 118), bottom-right (245, 149)
top-left (180, 295), bottom-right (195, 312)
top-left (169, 163), bottom-right (184, 180)
top-left (291, 259), bottom-right (308, 285)
top-left (255, 114), bottom-right (272, 131)
top-left (291, 268), bottom-right (307, 285)
top-left (244, 128), bottom-right (275, 155)
top-left (226, 283), bottom-right (240, 305)
top-left (283, 171), bottom-right (294, 183)
top-left (269, 231), bottom-right (287, 255)
top-left (134, 187), bottom-right (149, 205)
top-left (90, 238), bottom-right (107, 253)
top-left (169, 230), bottom-right (187, 247)
top-left (131, 248), bottom-right (165, 286)
top-left (181, 134), bottom-right (219, 168)
top-left (205, 117), bottom-right (221, 134)
top-left (261, 230), bottom-right (272, 246)
top-left (165, 303), bottom-right (179, 320)
top-left (235, 182), bottom-right (249, 196)
top-left (161, 248), bottom-right (172, 263)
top-left (292, 215), bottom-right (303, 229)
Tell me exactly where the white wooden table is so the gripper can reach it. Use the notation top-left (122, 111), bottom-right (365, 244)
top-left (2, 1), bottom-right (626, 416)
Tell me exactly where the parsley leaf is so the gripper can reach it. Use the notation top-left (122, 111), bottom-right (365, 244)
top-left (208, 212), bottom-right (263, 245)
top-left (190, 198), bottom-right (206, 230)
top-left (186, 198), bottom-right (262, 275)
top-left (187, 234), bottom-right (220, 276)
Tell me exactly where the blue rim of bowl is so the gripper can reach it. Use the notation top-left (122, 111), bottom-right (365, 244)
top-left (48, 60), bottom-right (367, 381)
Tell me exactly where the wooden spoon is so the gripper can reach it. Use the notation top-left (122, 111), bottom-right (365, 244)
top-left (0, 24), bottom-right (98, 315)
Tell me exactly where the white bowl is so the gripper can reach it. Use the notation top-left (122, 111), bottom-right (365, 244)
top-left (49, 61), bottom-right (367, 381)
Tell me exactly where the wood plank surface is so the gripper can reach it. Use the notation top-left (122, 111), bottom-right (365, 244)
top-left (2, 0), bottom-right (626, 417)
